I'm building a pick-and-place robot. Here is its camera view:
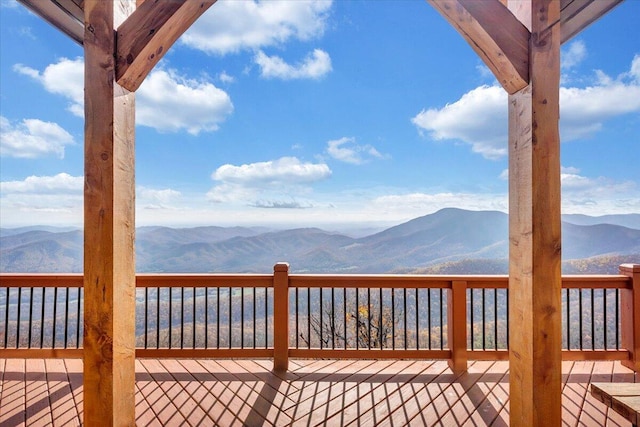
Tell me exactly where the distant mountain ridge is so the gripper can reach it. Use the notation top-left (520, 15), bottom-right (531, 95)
top-left (1, 208), bottom-right (638, 274)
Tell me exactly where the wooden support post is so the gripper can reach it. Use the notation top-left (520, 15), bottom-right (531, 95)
top-left (507, 1), bottom-right (562, 426)
top-left (620, 264), bottom-right (640, 372)
top-left (273, 262), bottom-right (289, 372)
top-left (83, 1), bottom-right (136, 425)
top-left (448, 280), bottom-right (468, 373)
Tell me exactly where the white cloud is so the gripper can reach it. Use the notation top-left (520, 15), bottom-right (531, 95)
top-left (218, 71), bottom-right (236, 84)
top-left (182, 0), bottom-right (332, 55)
top-left (630, 54), bottom-right (640, 81)
top-left (255, 49), bottom-right (332, 80)
top-left (326, 137), bottom-right (385, 164)
top-left (137, 186), bottom-right (182, 209)
top-left (412, 85), bottom-right (507, 159)
top-left (207, 156), bottom-right (331, 205)
top-left (495, 166), bottom-right (639, 214)
top-left (0, 116), bottom-right (75, 158)
top-left (562, 40), bottom-right (587, 71)
top-left (15, 58), bottom-right (233, 135)
top-left (1, 0), bottom-right (19, 9)
top-left (1, 173), bottom-right (83, 193)
top-left (212, 156), bottom-right (330, 184)
top-left (137, 69), bottom-right (233, 135)
top-left (14, 58), bottom-right (85, 116)
top-left (372, 192), bottom-right (508, 217)
top-left (412, 55), bottom-right (640, 159)
top-left (0, 173), bottom-right (84, 225)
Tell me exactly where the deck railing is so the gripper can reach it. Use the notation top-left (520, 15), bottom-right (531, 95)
top-left (1, 263), bottom-right (638, 372)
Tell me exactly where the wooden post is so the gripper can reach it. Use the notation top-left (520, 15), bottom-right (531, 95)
top-left (620, 264), bottom-right (640, 372)
top-left (507, 1), bottom-right (562, 426)
top-left (448, 280), bottom-right (468, 373)
top-left (83, 1), bottom-right (137, 425)
top-left (273, 262), bottom-right (289, 372)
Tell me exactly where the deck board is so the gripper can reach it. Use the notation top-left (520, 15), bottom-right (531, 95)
top-left (0, 358), bottom-right (636, 426)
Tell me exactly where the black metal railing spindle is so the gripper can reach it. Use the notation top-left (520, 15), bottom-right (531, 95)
top-left (41, 287), bottom-right (46, 348)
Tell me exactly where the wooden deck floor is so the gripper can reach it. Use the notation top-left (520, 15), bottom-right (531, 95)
top-left (0, 358), bottom-right (636, 426)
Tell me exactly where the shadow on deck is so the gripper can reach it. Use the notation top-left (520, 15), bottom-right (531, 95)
top-left (0, 359), bottom-right (636, 426)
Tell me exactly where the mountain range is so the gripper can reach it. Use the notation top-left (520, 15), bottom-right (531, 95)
top-left (1, 208), bottom-right (638, 274)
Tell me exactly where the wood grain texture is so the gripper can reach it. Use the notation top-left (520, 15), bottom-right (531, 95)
top-left (620, 264), bottom-right (640, 372)
top-left (507, 0), bottom-right (562, 425)
top-left (448, 280), bottom-right (468, 372)
top-left (83, 0), bottom-right (136, 425)
top-left (273, 262), bottom-right (289, 372)
top-left (427, 0), bottom-right (529, 94)
top-left (116, 0), bottom-right (216, 91)
top-left (2, 358), bottom-right (638, 426)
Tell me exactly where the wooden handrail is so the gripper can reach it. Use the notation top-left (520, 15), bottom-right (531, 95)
top-left (0, 273), bottom-right (631, 289)
top-left (0, 264), bottom-right (638, 373)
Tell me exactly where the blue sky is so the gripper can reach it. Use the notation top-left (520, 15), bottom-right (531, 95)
top-left (1, 0), bottom-right (638, 230)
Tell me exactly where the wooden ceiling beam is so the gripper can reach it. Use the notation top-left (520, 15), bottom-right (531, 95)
top-left (427, 0), bottom-right (530, 95)
top-left (115, 0), bottom-right (216, 92)
top-left (560, 0), bottom-right (623, 43)
top-left (17, 0), bottom-right (84, 45)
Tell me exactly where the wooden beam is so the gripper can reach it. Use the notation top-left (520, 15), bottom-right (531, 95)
top-left (116, 0), bottom-right (216, 92)
top-left (447, 280), bottom-right (468, 373)
top-left (17, 0), bottom-right (84, 45)
top-left (620, 264), bottom-right (640, 372)
top-left (273, 262), bottom-right (289, 372)
top-left (427, 0), bottom-right (529, 94)
top-left (560, 0), bottom-right (623, 44)
top-left (83, 1), bottom-right (137, 425)
top-left (507, 1), bottom-right (562, 426)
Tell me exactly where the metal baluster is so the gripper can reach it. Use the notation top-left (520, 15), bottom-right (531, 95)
top-left (28, 288), bottom-right (34, 349)
top-left (144, 287), bottom-right (148, 349)
top-left (307, 288), bottom-right (311, 350)
top-left (356, 288), bottom-right (359, 350)
top-left (493, 289), bottom-right (498, 350)
top-left (332, 287), bottom-right (336, 350)
top-left (615, 289), bottom-right (620, 350)
top-left (64, 287), bottom-right (70, 348)
top-left (41, 287), bottom-right (46, 348)
top-left (320, 288), bottom-right (324, 350)
top-left (415, 288), bottom-right (418, 350)
top-left (17, 287), bottom-right (22, 348)
top-left (344, 288), bottom-right (347, 350)
top-left (52, 287), bottom-right (57, 348)
top-left (77, 288), bottom-right (82, 348)
top-left (427, 289), bottom-right (432, 350)
top-left (579, 289), bottom-right (583, 350)
top-left (379, 288), bottom-right (383, 349)
top-left (392, 288), bottom-right (395, 350)
top-left (470, 288), bottom-right (474, 350)
top-left (482, 289), bottom-right (486, 351)
top-left (368, 288), bottom-right (371, 349)
top-left (591, 289), bottom-right (595, 350)
top-left (439, 289), bottom-right (444, 350)
top-left (603, 289), bottom-right (608, 350)
top-left (156, 288), bottom-right (160, 349)
top-left (403, 288), bottom-right (407, 350)
top-left (241, 288), bottom-right (245, 349)
top-left (205, 287), bottom-right (209, 349)
top-left (180, 287), bottom-right (184, 349)
top-left (193, 287), bottom-right (196, 349)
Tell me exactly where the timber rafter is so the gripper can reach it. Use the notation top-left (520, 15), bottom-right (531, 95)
top-left (427, 0), bottom-right (530, 94)
top-left (116, 0), bottom-right (217, 92)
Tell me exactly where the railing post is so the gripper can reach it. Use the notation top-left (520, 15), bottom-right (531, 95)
top-left (620, 263), bottom-right (640, 372)
top-left (273, 262), bottom-right (289, 372)
top-left (448, 280), bottom-right (468, 373)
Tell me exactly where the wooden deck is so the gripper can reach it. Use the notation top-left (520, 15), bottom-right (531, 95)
top-left (0, 359), bottom-right (636, 426)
